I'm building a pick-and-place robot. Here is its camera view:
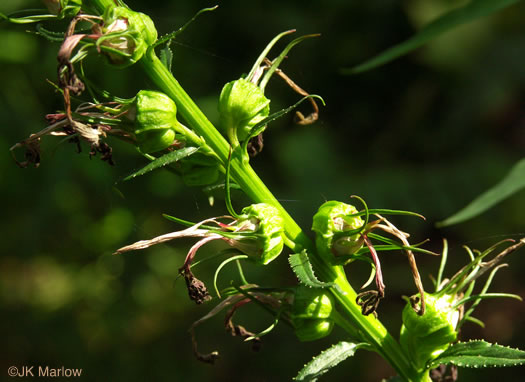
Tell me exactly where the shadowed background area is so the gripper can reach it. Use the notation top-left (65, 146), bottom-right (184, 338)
top-left (1, 0), bottom-right (525, 380)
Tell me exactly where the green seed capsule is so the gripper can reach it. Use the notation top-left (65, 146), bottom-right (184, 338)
top-left (218, 78), bottom-right (270, 143)
top-left (291, 286), bottom-right (335, 342)
top-left (234, 203), bottom-right (284, 265)
top-left (125, 90), bottom-right (179, 153)
top-left (181, 165), bottom-right (219, 187)
top-left (100, 6), bottom-right (157, 67)
top-left (400, 292), bottom-right (459, 370)
top-left (312, 201), bottom-right (365, 260)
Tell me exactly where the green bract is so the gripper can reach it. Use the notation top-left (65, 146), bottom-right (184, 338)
top-left (125, 90), bottom-right (179, 153)
top-left (100, 6), bottom-right (157, 67)
top-left (400, 292), bottom-right (459, 370)
top-left (312, 201), bottom-right (365, 259)
top-left (291, 286), bottom-right (335, 342)
top-left (234, 203), bottom-right (284, 265)
top-left (218, 78), bottom-right (270, 143)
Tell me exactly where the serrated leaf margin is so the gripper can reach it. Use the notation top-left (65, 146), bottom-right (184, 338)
top-left (289, 250), bottom-right (334, 289)
top-left (428, 340), bottom-right (525, 369)
top-left (294, 341), bottom-right (364, 381)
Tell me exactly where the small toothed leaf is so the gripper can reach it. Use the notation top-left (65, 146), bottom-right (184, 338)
top-left (160, 44), bottom-right (173, 72)
top-left (428, 340), bottom-right (525, 369)
top-left (289, 250), bottom-right (334, 289)
top-left (294, 341), bottom-right (364, 381)
top-left (124, 147), bottom-right (199, 181)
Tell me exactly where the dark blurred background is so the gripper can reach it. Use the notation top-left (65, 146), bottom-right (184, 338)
top-left (1, 0), bottom-right (525, 381)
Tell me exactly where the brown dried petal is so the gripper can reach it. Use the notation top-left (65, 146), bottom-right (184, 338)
top-left (13, 138), bottom-right (41, 168)
top-left (430, 364), bottom-right (458, 382)
top-left (247, 133), bottom-right (264, 157)
top-left (182, 268), bottom-right (211, 305)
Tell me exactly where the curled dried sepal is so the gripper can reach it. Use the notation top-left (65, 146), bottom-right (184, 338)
top-left (115, 204), bottom-right (284, 264)
top-left (10, 110), bottom-right (115, 166)
top-left (190, 294), bottom-right (245, 363)
top-left (356, 290), bottom-right (383, 317)
top-left (189, 286), bottom-right (282, 363)
top-left (182, 267), bottom-right (212, 305)
top-left (224, 298), bottom-right (262, 351)
top-left (115, 205), bottom-right (284, 304)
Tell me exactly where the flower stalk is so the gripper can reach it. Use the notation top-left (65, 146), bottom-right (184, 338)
top-left (82, 1), bottom-right (425, 379)
top-left (139, 32), bottom-right (420, 382)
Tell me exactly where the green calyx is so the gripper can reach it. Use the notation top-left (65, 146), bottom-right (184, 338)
top-left (400, 292), bottom-right (458, 370)
top-left (99, 6), bottom-right (157, 67)
top-left (291, 286), bottom-right (335, 342)
top-left (312, 201), bottom-right (365, 260)
top-left (218, 78), bottom-right (270, 144)
top-left (233, 203), bottom-right (284, 265)
top-left (217, 30), bottom-right (318, 150)
top-left (124, 90), bottom-right (179, 153)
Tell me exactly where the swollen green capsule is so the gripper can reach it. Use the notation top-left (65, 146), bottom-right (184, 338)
top-left (100, 6), bottom-right (157, 67)
top-left (233, 203), bottom-right (284, 265)
top-left (218, 78), bottom-right (270, 143)
top-left (312, 201), bottom-right (365, 260)
top-left (400, 292), bottom-right (459, 370)
top-left (179, 153), bottom-right (220, 186)
top-left (124, 90), bottom-right (179, 153)
top-left (291, 286), bottom-right (335, 342)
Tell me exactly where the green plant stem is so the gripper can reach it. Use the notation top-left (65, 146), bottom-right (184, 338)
top-left (85, 1), bottom-right (422, 379)
top-left (140, 49), bottom-right (422, 382)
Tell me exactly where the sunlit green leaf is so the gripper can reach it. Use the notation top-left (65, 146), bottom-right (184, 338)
top-left (124, 147), bottom-right (199, 181)
top-left (289, 250), bottom-right (334, 289)
top-left (343, 0), bottom-right (521, 74)
top-left (428, 340), bottom-right (525, 369)
top-left (294, 341), bottom-right (364, 381)
top-left (438, 157), bottom-right (525, 226)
